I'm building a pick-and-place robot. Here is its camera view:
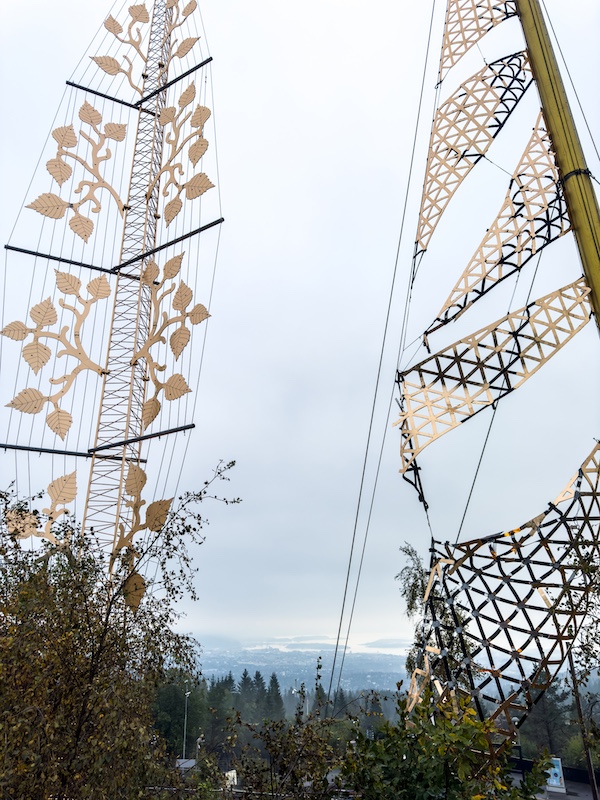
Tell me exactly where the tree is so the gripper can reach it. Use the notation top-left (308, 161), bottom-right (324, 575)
top-left (266, 672), bottom-right (286, 722)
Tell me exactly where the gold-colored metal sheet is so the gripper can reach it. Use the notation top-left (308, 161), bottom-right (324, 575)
top-left (429, 112), bottom-right (570, 331)
top-left (395, 279), bottom-right (591, 472)
top-left (417, 52), bottom-right (532, 255)
top-left (6, 472), bottom-right (77, 545)
top-left (407, 442), bottom-right (600, 749)
top-left (439, 1), bottom-right (517, 80)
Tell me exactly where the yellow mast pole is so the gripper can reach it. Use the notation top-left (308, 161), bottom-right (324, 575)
top-left (516, 0), bottom-right (600, 329)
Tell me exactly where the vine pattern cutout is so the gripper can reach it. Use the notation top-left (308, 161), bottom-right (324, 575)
top-left (27, 102), bottom-right (127, 242)
top-left (2, 272), bottom-right (111, 439)
top-left (134, 252), bottom-right (209, 429)
top-left (5, 472), bottom-right (77, 546)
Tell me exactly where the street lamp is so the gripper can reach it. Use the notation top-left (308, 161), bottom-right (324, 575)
top-left (182, 680), bottom-right (192, 760)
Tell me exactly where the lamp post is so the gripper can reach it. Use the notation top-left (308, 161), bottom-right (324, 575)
top-left (182, 681), bottom-right (192, 760)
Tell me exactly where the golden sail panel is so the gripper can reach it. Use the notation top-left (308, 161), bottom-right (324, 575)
top-left (439, 0), bottom-right (517, 80)
top-left (407, 441), bottom-right (600, 744)
top-left (428, 112), bottom-right (571, 332)
top-left (395, 279), bottom-right (591, 472)
top-left (417, 52), bottom-right (532, 254)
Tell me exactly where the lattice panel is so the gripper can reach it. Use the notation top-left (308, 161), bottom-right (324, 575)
top-left (417, 52), bottom-right (532, 255)
top-left (439, 1), bottom-right (517, 80)
top-left (428, 113), bottom-right (571, 333)
top-left (395, 279), bottom-right (590, 472)
top-left (407, 442), bottom-right (600, 748)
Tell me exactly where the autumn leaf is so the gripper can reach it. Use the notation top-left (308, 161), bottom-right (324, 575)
top-left (163, 253), bottom-right (184, 279)
top-left (145, 498), bottom-right (173, 532)
top-left (52, 124), bottom-right (77, 148)
top-left (185, 173), bottom-right (214, 200)
top-left (46, 408), bottom-right (73, 440)
top-left (141, 260), bottom-right (160, 284)
top-left (172, 281), bottom-right (193, 311)
top-left (22, 341), bottom-right (51, 375)
top-left (69, 213), bottom-right (94, 243)
top-left (188, 137), bottom-right (208, 166)
top-left (1, 321), bottom-right (29, 341)
top-left (79, 101), bottom-right (102, 127)
top-left (46, 157), bottom-right (72, 186)
top-left (30, 298), bottom-right (58, 327)
top-left (129, 4), bottom-right (150, 23)
top-left (174, 37), bottom-right (199, 59)
top-left (56, 270), bottom-right (82, 296)
top-left (163, 373), bottom-right (191, 401)
top-left (91, 55), bottom-right (122, 76)
top-left (7, 388), bottom-right (46, 414)
top-left (47, 471), bottom-right (77, 504)
top-left (125, 464), bottom-right (147, 497)
top-left (182, 0), bottom-right (197, 17)
top-left (87, 275), bottom-right (111, 299)
top-left (141, 397), bottom-right (161, 429)
top-left (188, 303), bottom-right (210, 325)
top-left (178, 83), bottom-right (196, 108)
top-left (104, 15), bottom-right (123, 35)
top-left (158, 106), bottom-right (176, 126)
top-left (105, 122), bottom-right (127, 141)
top-left (26, 193), bottom-right (69, 220)
top-left (170, 326), bottom-right (190, 360)
top-left (190, 105), bottom-right (211, 129)
top-left (164, 197), bottom-right (182, 226)
top-left (124, 572), bottom-right (146, 612)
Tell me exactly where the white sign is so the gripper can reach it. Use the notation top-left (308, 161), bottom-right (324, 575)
top-left (546, 757), bottom-right (566, 794)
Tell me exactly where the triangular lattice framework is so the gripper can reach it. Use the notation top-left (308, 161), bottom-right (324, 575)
top-left (439, 0), bottom-right (517, 80)
top-left (407, 442), bottom-right (600, 748)
top-left (428, 113), bottom-right (571, 332)
top-left (417, 52), bottom-right (532, 254)
top-left (395, 279), bottom-right (591, 472)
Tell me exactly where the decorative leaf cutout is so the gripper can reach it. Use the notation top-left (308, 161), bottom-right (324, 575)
top-left (164, 197), bottom-right (182, 226)
top-left (178, 83), bottom-right (196, 108)
top-left (170, 326), bottom-right (190, 360)
top-left (87, 275), bottom-right (111, 299)
top-left (164, 253), bottom-right (184, 279)
top-left (182, 0), bottom-right (197, 17)
top-left (124, 572), bottom-right (146, 612)
top-left (173, 281), bottom-right (193, 311)
top-left (26, 193), bottom-right (69, 220)
top-left (190, 105), bottom-right (211, 129)
top-left (56, 271), bottom-right (82, 296)
top-left (92, 56), bottom-right (122, 76)
top-left (22, 341), bottom-right (51, 375)
top-left (142, 397), bottom-right (161, 429)
top-left (105, 122), bottom-right (127, 141)
top-left (30, 298), bottom-right (58, 327)
top-left (185, 173), bottom-right (214, 200)
top-left (188, 137), bottom-right (208, 166)
top-left (69, 213), bottom-right (94, 243)
top-left (145, 498), bottom-right (173, 531)
top-left (46, 408), bottom-right (73, 440)
top-left (129, 4), bottom-right (150, 23)
top-left (189, 303), bottom-right (209, 325)
top-left (159, 107), bottom-right (176, 125)
top-left (46, 157), bottom-right (72, 186)
top-left (125, 464), bottom-right (147, 497)
top-left (166, 0), bottom-right (178, 7)
top-left (164, 373), bottom-right (191, 401)
top-left (7, 388), bottom-right (46, 414)
top-left (142, 260), bottom-right (160, 284)
top-left (104, 15), bottom-right (123, 35)
top-left (48, 471), bottom-right (77, 504)
top-left (174, 37), bottom-right (199, 58)
top-left (79, 101), bottom-right (102, 127)
top-left (1, 321), bottom-right (29, 341)
top-left (52, 125), bottom-right (77, 148)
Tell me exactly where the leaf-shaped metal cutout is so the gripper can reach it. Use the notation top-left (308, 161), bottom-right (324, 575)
top-left (185, 173), bottom-right (214, 200)
top-left (170, 326), bottom-right (190, 360)
top-left (46, 408), bottom-right (73, 440)
top-left (30, 298), bottom-right (58, 327)
top-left (22, 341), bottom-right (51, 375)
top-left (173, 281), bottom-right (193, 311)
top-left (190, 105), bottom-right (211, 129)
top-left (159, 107), bottom-right (176, 125)
top-left (174, 37), bottom-right (199, 58)
top-left (183, 0), bottom-right (197, 17)
top-left (189, 138), bottom-right (208, 166)
top-left (91, 56), bottom-right (122, 76)
top-left (52, 125), bottom-right (77, 148)
top-left (164, 373), bottom-right (191, 400)
top-left (129, 4), bottom-right (149, 23)
top-left (124, 572), bottom-right (146, 612)
top-left (7, 388), bottom-right (46, 414)
top-left (79, 102), bottom-right (102, 127)
top-left (164, 197), bottom-right (182, 226)
top-left (87, 275), bottom-right (111, 299)
top-left (105, 123), bottom-right (127, 141)
top-left (163, 254), bottom-right (184, 279)
top-left (189, 303), bottom-right (209, 325)
top-left (48, 471), bottom-right (77, 504)
top-left (55, 271), bottom-right (82, 296)
top-left (178, 83), bottom-right (196, 108)
top-left (1, 321), bottom-right (29, 341)
top-left (142, 397), bottom-right (161, 429)
top-left (142, 260), bottom-right (160, 284)
top-left (125, 464), bottom-right (147, 497)
top-left (145, 498), bottom-right (173, 531)
top-left (104, 15), bottom-right (123, 35)
top-left (46, 158), bottom-right (72, 186)
top-left (26, 193), bottom-right (69, 220)
top-left (69, 213), bottom-right (94, 243)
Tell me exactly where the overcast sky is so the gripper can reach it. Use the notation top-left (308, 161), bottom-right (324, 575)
top-left (1, 1), bottom-right (599, 659)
